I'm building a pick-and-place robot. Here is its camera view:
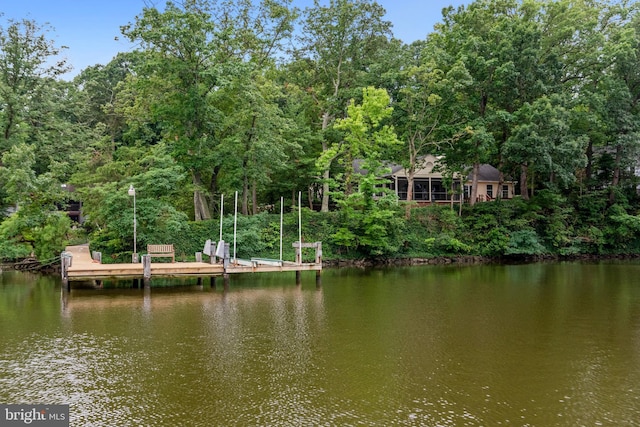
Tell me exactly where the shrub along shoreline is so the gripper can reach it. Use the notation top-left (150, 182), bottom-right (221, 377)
top-left (4, 190), bottom-right (640, 270)
top-left (81, 191), bottom-right (640, 266)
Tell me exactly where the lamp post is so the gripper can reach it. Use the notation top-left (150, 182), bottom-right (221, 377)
top-left (128, 184), bottom-right (137, 263)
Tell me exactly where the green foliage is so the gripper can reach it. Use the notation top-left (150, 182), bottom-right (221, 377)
top-left (32, 213), bottom-right (72, 261)
top-left (576, 226), bottom-right (605, 255)
top-left (331, 189), bottom-right (405, 258)
top-left (0, 211), bottom-right (70, 261)
top-left (0, 239), bottom-right (32, 261)
top-left (481, 227), bottom-right (511, 257)
top-left (604, 204), bottom-right (640, 252)
top-left (5, 0), bottom-right (640, 266)
top-left (530, 190), bottom-right (576, 252)
top-left (319, 86), bottom-right (401, 197)
top-left (505, 229), bottom-right (547, 256)
top-left (425, 234), bottom-right (472, 256)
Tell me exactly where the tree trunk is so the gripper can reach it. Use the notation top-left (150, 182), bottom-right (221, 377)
top-left (193, 171), bottom-right (211, 221)
top-left (497, 158), bottom-right (505, 200)
top-left (252, 180), bottom-right (258, 215)
top-left (406, 136), bottom-right (417, 203)
top-left (585, 138), bottom-right (594, 183)
top-left (609, 144), bottom-right (622, 204)
top-left (406, 169), bottom-right (415, 203)
top-left (208, 164), bottom-right (221, 214)
top-left (344, 152), bottom-right (354, 196)
top-left (459, 177), bottom-right (463, 216)
top-left (242, 173), bottom-right (249, 215)
top-left (405, 168), bottom-right (416, 219)
top-left (320, 112), bottom-right (331, 212)
top-left (450, 181), bottom-right (454, 210)
top-left (469, 163), bottom-right (480, 206)
top-left (520, 164), bottom-right (529, 200)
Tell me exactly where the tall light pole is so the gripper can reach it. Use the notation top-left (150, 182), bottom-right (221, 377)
top-left (128, 184), bottom-right (137, 263)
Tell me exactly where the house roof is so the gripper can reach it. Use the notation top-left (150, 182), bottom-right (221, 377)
top-left (353, 159), bottom-right (404, 175)
top-left (354, 157), bottom-right (507, 183)
top-left (471, 164), bottom-right (501, 182)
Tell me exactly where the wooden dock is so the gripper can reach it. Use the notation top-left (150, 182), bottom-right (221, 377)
top-left (61, 243), bottom-right (322, 286)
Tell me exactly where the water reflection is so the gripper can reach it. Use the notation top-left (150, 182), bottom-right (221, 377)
top-left (1, 265), bottom-right (640, 425)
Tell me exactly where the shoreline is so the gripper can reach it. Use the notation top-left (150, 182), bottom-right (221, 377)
top-left (3, 252), bottom-right (640, 275)
top-left (322, 253), bottom-right (640, 268)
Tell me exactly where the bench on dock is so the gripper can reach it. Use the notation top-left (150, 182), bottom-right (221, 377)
top-left (147, 244), bottom-right (175, 262)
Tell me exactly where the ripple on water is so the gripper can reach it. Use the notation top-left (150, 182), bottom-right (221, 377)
top-left (0, 333), bottom-right (160, 426)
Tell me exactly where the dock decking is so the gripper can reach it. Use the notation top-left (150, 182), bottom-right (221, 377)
top-left (62, 243), bottom-right (322, 285)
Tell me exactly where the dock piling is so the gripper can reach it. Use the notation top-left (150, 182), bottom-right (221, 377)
top-left (142, 254), bottom-right (151, 287)
top-left (60, 252), bottom-right (72, 290)
top-left (223, 243), bottom-right (230, 270)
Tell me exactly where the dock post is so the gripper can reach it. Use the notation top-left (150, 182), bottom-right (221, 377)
top-left (61, 285), bottom-right (69, 311)
top-left (295, 243), bottom-right (302, 265)
top-left (142, 254), bottom-right (151, 287)
top-left (316, 270), bottom-right (322, 288)
top-left (210, 276), bottom-right (216, 288)
top-left (195, 252), bottom-right (202, 262)
top-left (223, 274), bottom-right (230, 289)
top-left (314, 242), bottom-right (322, 265)
top-left (296, 270), bottom-right (301, 286)
top-left (60, 252), bottom-right (72, 290)
top-left (223, 243), bottom-right (230, 270)
top-left (92, 251), bottom-right (102, 263)
top-left (196, 277), bottom-right (203, 287)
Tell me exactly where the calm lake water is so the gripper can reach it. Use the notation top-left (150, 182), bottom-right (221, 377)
top-left (1, 262), bottom-right (640, 426)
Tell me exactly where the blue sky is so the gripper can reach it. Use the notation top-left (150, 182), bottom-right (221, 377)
top-left (0, 0), bottom-right (470, 79)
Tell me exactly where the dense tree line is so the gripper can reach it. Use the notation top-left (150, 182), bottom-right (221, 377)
top-left (1, 0), bottom-right (640, 263)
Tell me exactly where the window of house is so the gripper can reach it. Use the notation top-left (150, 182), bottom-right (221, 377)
top-left (502, 185), bottom-right (509, 199)
top-left (464, 185), bottom-right (471, 199)
top-left (397, 179), bottom-right (408, 200)
top-left (486, 184), bottom-right (493, 198)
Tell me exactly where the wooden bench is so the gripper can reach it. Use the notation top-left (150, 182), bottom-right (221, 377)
top-left (147, 244), bottom-right (175, 262)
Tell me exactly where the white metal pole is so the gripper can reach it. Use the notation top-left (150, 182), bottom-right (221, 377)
top-left (219, 194), bottom-right (224, 242)
top-left (233, 191), bottom-right (238, 263)
top-left (279, 196), bottom-right (283, 261)
top-left (133, 191), bottom-right (137, 261)
top-left (128, 184), bottom-right (137, 263)
top-left (298, 191), bottom-right (302, 265)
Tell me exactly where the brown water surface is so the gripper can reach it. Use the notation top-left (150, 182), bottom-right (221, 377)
top-left (1, 262), bottom-right (640, 426)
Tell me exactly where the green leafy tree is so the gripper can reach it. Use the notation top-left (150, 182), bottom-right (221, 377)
top-left (503, 95), bottom-right (587, 195)
top-left (434, 0), bottom-right (572, 202)
top-left (319, 86), bottom-right (401, 195)
top-left (72, 143), bottom-right (189, 261)
top-left (121, 0), bottom-right (297, 220)
top-left (391, 39), bottom-right (473, 210)
top-left (0, 18), bottom-right (70, 155)
top-left (319, 86), bottom-right (403, 257)
top-left (294, 0), bottom-right (393, 211)
top-left (73, 52), bottom-right (140, 153)
top-left (0, 143), bottom-right (71, 260)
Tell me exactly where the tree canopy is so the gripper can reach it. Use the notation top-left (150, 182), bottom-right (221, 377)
top-left (2, 0), bottom-right (640, 262)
